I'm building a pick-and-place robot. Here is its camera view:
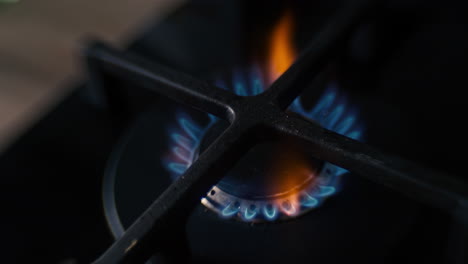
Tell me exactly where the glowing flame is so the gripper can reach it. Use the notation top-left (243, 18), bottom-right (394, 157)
top-left (267, 142), bottom-right (318, 216)
top-left (267, 143), bottom-right (315, 193)
top-left (267, 10), bottom-right (296, 84)
top-left (164, 9), bottom-right (364, 222)
top-left (266, 13), bottom-right (314, 213)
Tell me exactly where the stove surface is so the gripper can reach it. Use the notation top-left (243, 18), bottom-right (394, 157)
top-left (2, 0), bottom-right (468, 263)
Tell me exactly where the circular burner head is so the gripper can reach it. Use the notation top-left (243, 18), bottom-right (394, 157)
top-left (162, 72), bottom-right (364, 222)
top-left (196, 120), bottom-right (340, 222)
top-left (197, 121), bottom-right (324, 199)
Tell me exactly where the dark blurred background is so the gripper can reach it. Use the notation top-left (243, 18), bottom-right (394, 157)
top-left (0, 1), bottom-right (183, 263)
top-left (0, 0), bottom-right (183, 152)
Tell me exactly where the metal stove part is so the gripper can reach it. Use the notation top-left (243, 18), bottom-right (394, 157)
top-left (201, 162), bottom-right (339, 222)
top-left (163, 65), bottom-right (363, 222)
top-left (85, 0), bottom-right (468, 263)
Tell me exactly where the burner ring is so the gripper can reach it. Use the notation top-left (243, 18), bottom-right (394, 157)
top-left (201, 162), bottom-right (340, 222)
top-left (163, 70), bottom-right (363, 222)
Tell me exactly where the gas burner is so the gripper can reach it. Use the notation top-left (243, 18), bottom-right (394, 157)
top-left (163, 10), bottom-right (363, 222)
top-left (78, 0), bottom-right (468, 262)
top-left (164, 69), bottom-right (363, 222)
top-left (4, 0), bottom-right (468, 262)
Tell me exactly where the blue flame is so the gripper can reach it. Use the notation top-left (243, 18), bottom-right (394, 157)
top-left (164, 113), bottom-right (216, 180)
top-left (216, 67), bottom-right (266, 97)
top-left (222, 203), bottom-right (240, 217)
top-left (263, 204), bottom-right (278, 220)
top-left (164, 68), bottom-right (363, 221)
top-left (316, 186), bottom-right (336, 197)
top-left (243, 206), bottom-right (258, 220)
top-left (300, 192), bottom-right (319, 208)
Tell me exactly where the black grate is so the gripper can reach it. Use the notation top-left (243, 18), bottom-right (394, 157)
top-left (86, 0), bottom-right (468, 263)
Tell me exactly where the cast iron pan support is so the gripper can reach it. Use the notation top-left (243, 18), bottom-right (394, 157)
top-left (86, 0), bottom-right (468, 263)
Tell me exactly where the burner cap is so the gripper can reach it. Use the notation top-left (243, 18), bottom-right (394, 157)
top-left (162, 71), bottom-right (364, 222)
top-left (197, 121), bottom-right (323, 199)
top-left (195, 119), bottom-right (342, 222)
